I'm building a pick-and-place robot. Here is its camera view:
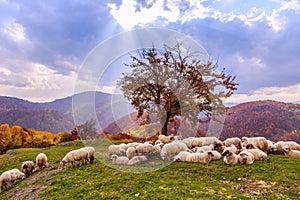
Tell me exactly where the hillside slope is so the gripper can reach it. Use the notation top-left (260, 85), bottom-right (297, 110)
top-left (0, 141), bottom-right (299, 199)
top-left (104, 100), bottom-right (300, 143)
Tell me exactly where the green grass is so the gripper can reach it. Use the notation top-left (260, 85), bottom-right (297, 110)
top-left (0, 140), bottom-right (299, 200)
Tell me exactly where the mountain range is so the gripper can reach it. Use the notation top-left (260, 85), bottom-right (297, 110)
top-left (0, 93), bottom-right (299, 143)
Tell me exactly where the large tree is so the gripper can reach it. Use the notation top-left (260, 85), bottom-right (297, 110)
top-left (118, 44), bottom-right (238, 136)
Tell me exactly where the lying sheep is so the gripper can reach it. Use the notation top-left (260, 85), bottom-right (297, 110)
top-left (266, 140), bottom-right (277, 154)
top-left (238, 151), bottom-right (255, 164)
top-left (181, 137), bottom-right (197, 148)
top-left (240, 148), bottom-right (268, 161)
top-left (160, 141), bottom-right (188, 161)
top-left (158, 134), bottom-right (174, 144)
top-left (173, 151), bottom-right (191, 162)
top-left (192, 144), bottom-right (214, 153)
top-left (35, 153), bottom-right (48, 170)
top-left (282, 146), bottom-right (300, 158)
top-left (222, 144), bottom-right (238, 155)
top-left (59, 148), bottom-right (90, 168)
top-left (274, 141), bottom-right (300, 154)
top-left (211, 150), bottom-right (222, 161)
top-left (21, 161), bottom-right (35, 177)
top-left (242, 137), bottom-right (269, 152)
top-left (0, 169), bottom-right (25, 192)
top-left (108, 144), bottom-right (126, 156)
top-left (81, 146), bottom-right (95, 164)
top-left (126, 142), bottom-right (143, 149)
top-left (111, 154), bottom-right (129, 165)
top-left (223, 149), bottom-right (239, 165)
top-left (128, 156), bottom-right (148, 165)
top-left (223, 137), bottom-right (242, 149)
top-left (175, 151), bottom-right (214, 163)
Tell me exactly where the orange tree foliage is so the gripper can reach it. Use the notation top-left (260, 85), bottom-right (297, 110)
top-left (0, 124), bottom-right (75, 153)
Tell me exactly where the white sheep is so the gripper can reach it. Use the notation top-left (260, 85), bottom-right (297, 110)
top-left (223, 137), bottom-right (242, 149)
top-left (136, 143), bottom-right (156, 154)
top-left (240, 149), bottom-right (268, 161)
top-left (274, 141), bottom-right (300, 154)
top-left (266, 140), bottom-right (277, 153)
top-left (21, 161), bottom-right (35, 177)
top-left (222, 144), bottom-right (238, 155)
top-left (192, 144), bottom-right (214, 153)
top-left (238, 151), bottom-right (255, 164)
top-left (223, 149), bottom-right (239, 165)
top-left (59, 148), bottom-right (90, 168)
top-left (128, 156), bottom-right (148, 165)
top-left (181, 137), bottom-right (196, 148)
top-left (158, 134), bottom-right (174, 144)
top-left (0, 169), bottom-right (25, 192)
top-left (282, 146), bottom-right (300, 158)
top-left (126, 146), bottom-right (137, 159)
top-left (126, 142), bottom-right (143, 149)
top-left (35, 153), bottom-right (48, 170)
top-left (160, 141), bottom-right (188, 161)
top-left (80, 146), bottom-right (95, 164)
top-left (211, 150), bottom-right (222, 161)
top-left (241, 137), bottom-right (269, 152)
top-left (173, 151), bottom-right (191, 162)
top-left (185, 151), bottom-right (214, 163)
top-left (108, 144), bottom-right (126, 156)
top-left (111, 154), bottom-right (129, 165)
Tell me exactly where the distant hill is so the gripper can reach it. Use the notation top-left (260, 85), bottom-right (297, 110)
top-left (0, 92), bottom-right (115, 133)
top-left (104, 100), bottom-right (300, 143)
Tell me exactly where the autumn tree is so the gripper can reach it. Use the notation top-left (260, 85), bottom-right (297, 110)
top-left (0, 124), bottom-right (11, 154)
top-left (118, 43), bottom-right (238, 136)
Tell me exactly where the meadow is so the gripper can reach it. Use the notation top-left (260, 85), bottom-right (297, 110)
top-left (0, 140), bottom-right (299, 200)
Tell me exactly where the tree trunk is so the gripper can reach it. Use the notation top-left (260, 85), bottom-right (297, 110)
top-left (161, 112), bottom-right (171, 136)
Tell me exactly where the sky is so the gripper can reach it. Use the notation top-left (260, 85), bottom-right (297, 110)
top-left (0, 0), bottom-right (300, 104)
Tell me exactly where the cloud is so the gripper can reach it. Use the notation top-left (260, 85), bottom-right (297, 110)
top-left (226, 83), bottom-right (300, 104)
top-left (267, 0), bottom-right (300, 31)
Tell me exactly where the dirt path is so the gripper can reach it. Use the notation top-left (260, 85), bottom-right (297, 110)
top-left (4, 166), bottom-right (62, 200)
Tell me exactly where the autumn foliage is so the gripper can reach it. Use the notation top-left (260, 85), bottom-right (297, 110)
top-left (0, 124), bottom-right (74, 154)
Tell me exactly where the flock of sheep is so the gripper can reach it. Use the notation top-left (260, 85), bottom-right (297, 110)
top-left (108, 135), bottom-right (300, 166)
top-left (1, 135), bottom-right (300, 193)
top-left (0, 146), bottom-right (95, 193)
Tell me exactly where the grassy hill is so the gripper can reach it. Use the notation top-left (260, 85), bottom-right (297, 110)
top-left (0, 140), bottom-right (299, 199)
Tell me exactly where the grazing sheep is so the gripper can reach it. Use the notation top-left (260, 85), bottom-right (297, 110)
top-left (35, 153), bottom-right (48, 170)
top-left (128, 156), bottom-right (148, 165)
top-left (223, 149), bottom-right (239, 165)
top-left (223, 137), bottom-right (242, 149)
top-left (158, 134), bottom-right (174, 144)
top-left (108, 144), bottom-right (126, 156)
top-left (111, 154), bottom-right (129, 165)
top-left (241, 137), bottom-right (269, 152)
top-left (0, 169), bottom-right (25, 192)
top-left (240, 149), bottom-right (268, 161)
top-left (21, 161), bottom-right (35, 177)
top-left (160, 141), bottom-right (188, 161)
top-left (81, 146), bottom-right (95, 164)
top-left (126, 146), bottom-right (137, 159)
top-left (193, 144), bottom-right (214, 153)
top-left (282, 146), bottom-right (300, 158)
top-left (238, 151), bottom-right (255, 164)
top-left (222, 144), bottom-right (238, 155)
top-left (274, 141), bottom-right (300, 154)
top-left (59, 148), bottom-right (90, 168)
